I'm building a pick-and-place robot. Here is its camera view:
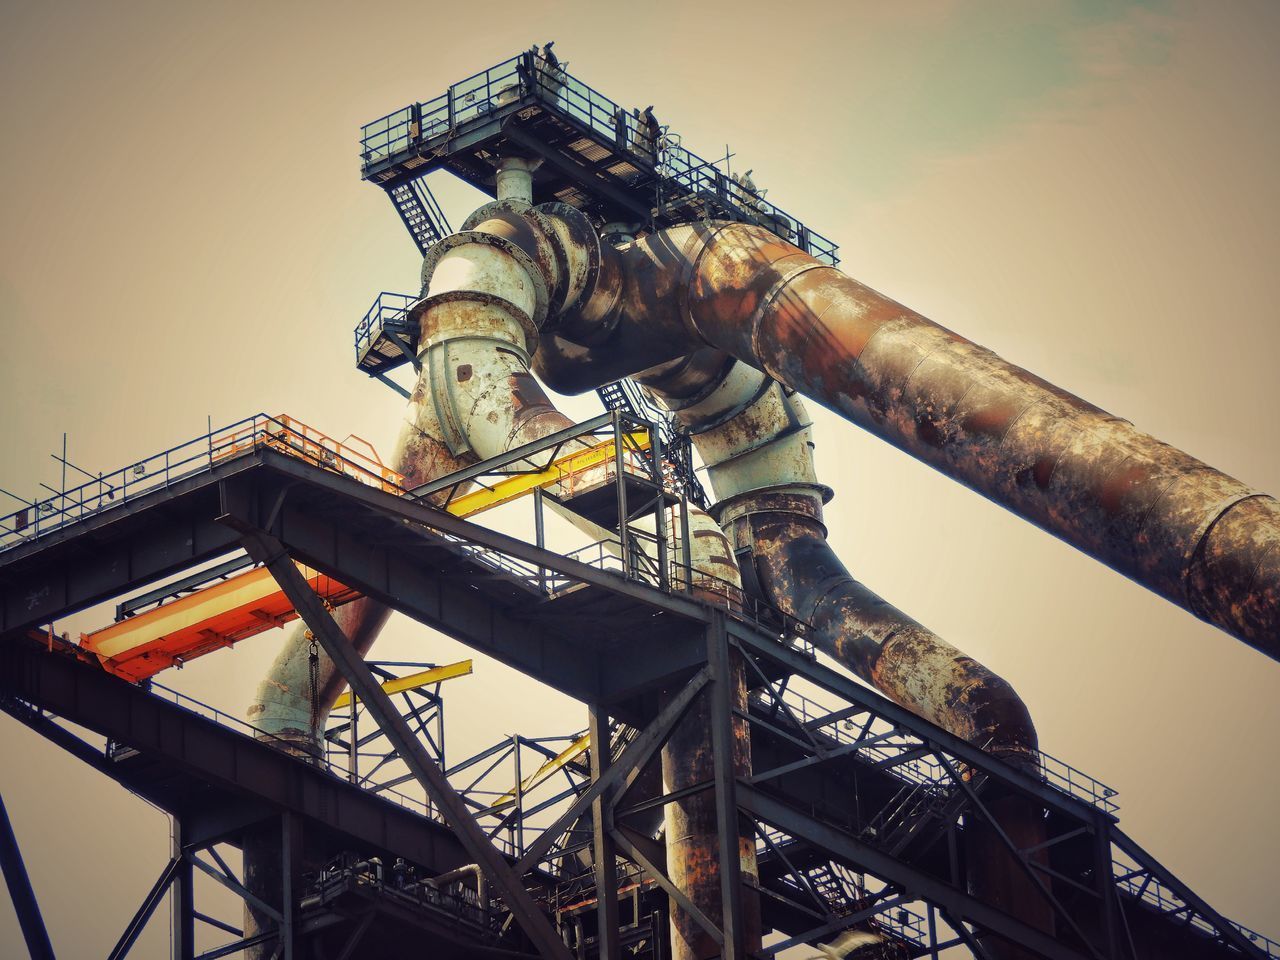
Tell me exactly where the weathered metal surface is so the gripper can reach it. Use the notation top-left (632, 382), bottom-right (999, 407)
top-left (643, 349), bottom-right (1050, 957)
top-left (639, 355), bottom-right (826, 506)
top-left (663, 521), bottom-right (761, 960)
top-left (720, 491), bottom-right (1039, 763)
top-left (535, 219), bottom-right (1280, 658)
top-left (533, 224), bottom-right (705, 392)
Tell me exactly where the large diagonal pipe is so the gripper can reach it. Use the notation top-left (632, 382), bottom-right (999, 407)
top-left (534, 222), bottom-right (1280, 659)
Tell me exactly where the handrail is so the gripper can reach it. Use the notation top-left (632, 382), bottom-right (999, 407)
top-left (0, 413), bottom-right (408, 552)
top-left (767, 683), bottom-right (1120, 814)
top-left (357, 50), bottom-right (839, 265)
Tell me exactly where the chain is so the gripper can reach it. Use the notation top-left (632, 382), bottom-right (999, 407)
top-left (306, 630), bottom-right (320, 736)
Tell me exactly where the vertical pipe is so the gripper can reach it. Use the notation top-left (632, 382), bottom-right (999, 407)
top-left (660, 517), bottom-right (760, 960)
top-left (707, 613), bottom-right (745, 959)
top-left (496, 157), bottom-right (536, 204)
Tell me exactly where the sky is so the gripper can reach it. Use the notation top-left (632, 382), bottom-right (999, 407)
top-left (1, 0), bottom-right (1277, 955)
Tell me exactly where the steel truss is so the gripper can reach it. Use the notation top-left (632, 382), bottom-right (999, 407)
top-left (0, 419), bottom-right (1272, 959)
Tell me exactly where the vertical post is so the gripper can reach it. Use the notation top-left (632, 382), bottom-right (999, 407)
top-left (280, 812), bottom-right (298, 960)
top-left (171, 819), bottom-right (193, 960)
top-left (707, 613), bottom-right (743, 958)
top-left (533, 486), bottom-right (547, 593)
top-left (0, 792), bottom-right (55, 960)
top-left (679, 498), bottom-right (692, 593)
top-left (1093, 815), bottom-right (1119, 959)
top-left (512, 735), bottom-right (525, 858)
top-left (348, 702), bottom-right (359, 785)
top-left (651, 426), bottom-right (669, 591)
top-left (588, 707), bottom-right (620, 960)
top-left (613, 412), bottom-right (630, 578)
top-left (927, 903), bottom-right (939, 960)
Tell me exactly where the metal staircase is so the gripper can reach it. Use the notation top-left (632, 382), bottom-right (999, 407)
top-left (388, 179), bottom-right (452, 255)
top-left (862, 772), bottom-right (987, 860)
top-left (595, 378), bottom-right (708, 508)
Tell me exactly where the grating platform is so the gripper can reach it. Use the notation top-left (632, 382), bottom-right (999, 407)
top-left (358, 50), bottom-right (839, 273)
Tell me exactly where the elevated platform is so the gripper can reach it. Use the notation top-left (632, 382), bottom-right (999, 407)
top-left (1, 412), bottom-right (1273, 959)
top-left (359, 51), bottom-right (839, 265)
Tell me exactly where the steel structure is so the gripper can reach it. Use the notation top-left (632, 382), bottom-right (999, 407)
top-left (1, 45), bottom-right (1277, 960)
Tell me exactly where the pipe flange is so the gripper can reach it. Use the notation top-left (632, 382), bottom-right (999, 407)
top-left (462, 200), bottom-right (565, 319)
top-left (419, 229), bottom-right (549, 343)
top-left (743, 259), bottom-right (836, 373)
top-left (710, 485), bottom-right (833, 528)
top-left (460, 198), bottom-right (534, 231)
top-left (538, 202), bottom-right (623, 346)
top-left (526, 206), bottom-right (571, 317)
top-left (409, 288), bottom-right (538, 353)
top-left (535, 202), bottom-right (599, 307)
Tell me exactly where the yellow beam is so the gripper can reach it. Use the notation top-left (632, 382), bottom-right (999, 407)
top-left (493, 733), bottom-right (591, 810)
top-left (445, 432), bottom-right (651, 519)
top-left (332, 659), bottom-right (473, 710)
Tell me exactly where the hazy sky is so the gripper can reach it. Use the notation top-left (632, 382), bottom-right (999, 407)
top-left (1, 1), bottom-right (1277, 955)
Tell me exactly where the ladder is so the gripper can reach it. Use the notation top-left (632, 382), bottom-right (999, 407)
top-left (388, 179), bottom-right (452, 255)
top-left (595, 379), bottom-right (709, 508)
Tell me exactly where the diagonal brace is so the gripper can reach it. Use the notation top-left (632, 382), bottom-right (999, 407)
top-left (238, 530), bottom-right (574, 960)
top-left (513, 666), bottom-right (710, 875)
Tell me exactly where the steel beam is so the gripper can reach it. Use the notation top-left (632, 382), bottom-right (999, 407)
top-left (737, 784), bottom-right (1088, 960)
top-left (239, 530), bottom-right (573, 960)
top-left (0, 791), bottom-right (55, 960)
top-left (707, 614), bottom-right (745, 959)
top-left (589, 707), bottom-right (621, 960)
top-left (106, 857), bottom-right (180, 960)
top-left (172, 820), bottom-right (194, 960)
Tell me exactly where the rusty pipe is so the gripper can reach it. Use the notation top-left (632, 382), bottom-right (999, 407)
top-left (660, 514), bottom-right (762, 960)
top-left (636, 353), bottom-right (1037, 763)
top-left (244, 198), bottom-right (606, 954)
top-left (639, 353), bottom-right (1054, 956)
top-left (537, 222), bottom-right (1280, 659)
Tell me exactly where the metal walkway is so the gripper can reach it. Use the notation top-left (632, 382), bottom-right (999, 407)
top-left (0, 414), bottom-right (1274, 959)
top-left (358, 50), bottom-right (839, 266)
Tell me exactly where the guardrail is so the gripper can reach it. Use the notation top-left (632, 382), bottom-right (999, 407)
top-left (358, 51), bottom-right (840, 265)
top-left (354, 291), bottom-right (417, 363)
top-left (775, 685), bottom-right (1120, 814)
top-left (0, 414), bottom-right (405, 553)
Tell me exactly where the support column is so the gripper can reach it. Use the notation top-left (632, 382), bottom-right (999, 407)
top-left (661, 614), bottom-right (760, 960)
top-left (707, 614), bottom-right (744, 959)
top-left (171, 818), bottom-right (194, 960)
top-left (589, 707), bottom-right (620, 960)
top-left (280, 812), bottom-right (300, 960)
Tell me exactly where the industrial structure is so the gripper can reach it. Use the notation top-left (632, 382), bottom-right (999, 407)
top-left (1, 47), bottom-right (1277, 960)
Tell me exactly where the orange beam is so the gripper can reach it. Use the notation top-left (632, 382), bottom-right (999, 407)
top-left (81, 563), bottom-right (358, 682)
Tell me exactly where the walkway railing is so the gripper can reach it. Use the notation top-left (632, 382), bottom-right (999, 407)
top-left (0, 414), bottom-right (404, 552)
top-left (358, 51), bottom-right (840, 265)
